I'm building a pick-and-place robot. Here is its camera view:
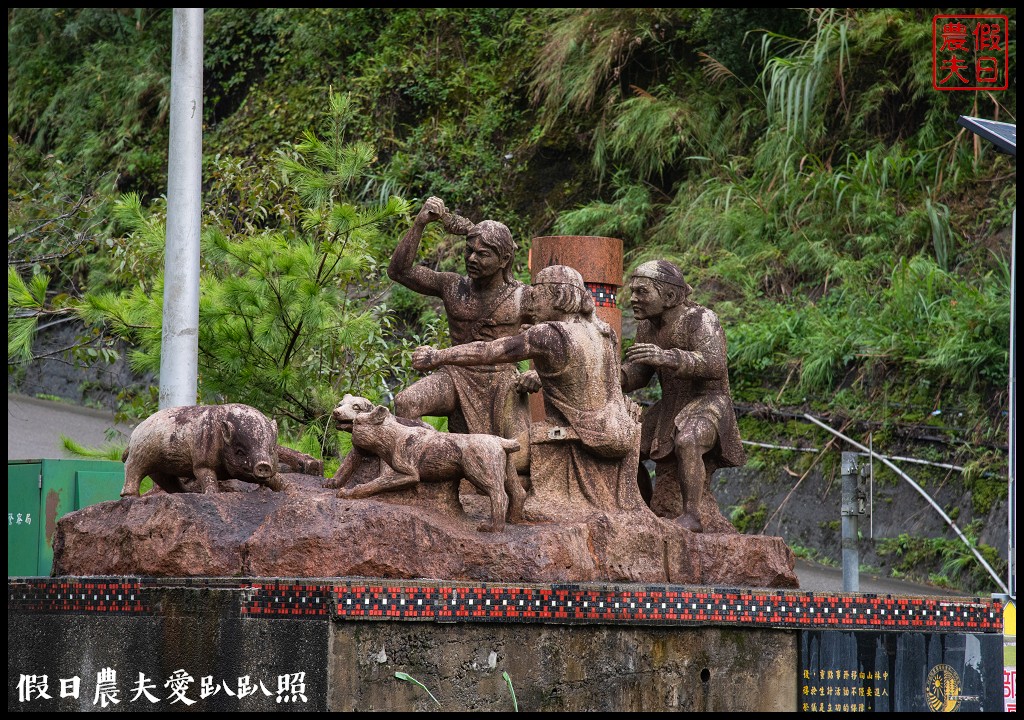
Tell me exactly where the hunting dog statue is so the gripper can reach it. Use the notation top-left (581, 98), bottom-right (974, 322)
top-left (324, 394), bottom-right (525, 532)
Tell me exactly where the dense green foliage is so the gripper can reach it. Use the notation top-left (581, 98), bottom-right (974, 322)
top-left (7, 9), bottom-right (1015, 589)
top-left (878, 522), bottom-right (1007, 591)
top-left (75, 93), bottom-right (424, 455)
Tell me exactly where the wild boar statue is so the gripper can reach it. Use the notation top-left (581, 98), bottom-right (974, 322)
top-left (119, 403), bottom-right (283, 496)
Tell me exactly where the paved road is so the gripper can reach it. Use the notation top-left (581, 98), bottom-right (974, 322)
top-left (7, 393), bottom-right (132, 461)
top-left (6, 393), bottom-right (970, 596)
top-left (793, 558), bottom-right (969, 596)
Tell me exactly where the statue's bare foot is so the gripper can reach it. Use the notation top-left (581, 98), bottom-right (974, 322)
top-left (477, 520), bottom-right (503, 533)
top-left (675, 513), bottom-right (703, 533)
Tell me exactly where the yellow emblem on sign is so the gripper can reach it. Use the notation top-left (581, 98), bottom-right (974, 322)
top-left (925, 663), bottom-right (962, 712)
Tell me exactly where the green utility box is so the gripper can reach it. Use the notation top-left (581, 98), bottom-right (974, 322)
top-left (7, 459), bottom-right (124, 576)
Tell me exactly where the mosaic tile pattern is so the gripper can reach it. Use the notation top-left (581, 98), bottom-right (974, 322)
top-left (333, 584), bottom-right (438, 620)
top-left (9, 577), bottom-right (1003, 634)
top-left (240, 581), bottom-right (334, 617)
top-left (586, 283), bottom-right (617, 308)
top-left (325, 584), bottom-right (1002, 633)
top-left (8, 578), bottom-right (149, 614)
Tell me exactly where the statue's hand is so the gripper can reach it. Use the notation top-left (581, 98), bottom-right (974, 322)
top-left (625, 342), bottom-right (676, 368)
top-left (416, 196), bottom-right (445, 225)
top-left (516, 369), bottom-right (542, 394)
top-left (412, 346), bottom-right (440, 371)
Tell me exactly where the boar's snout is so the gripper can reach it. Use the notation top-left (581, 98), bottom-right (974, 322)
top-left (253, 460), bottom-right (275, 479)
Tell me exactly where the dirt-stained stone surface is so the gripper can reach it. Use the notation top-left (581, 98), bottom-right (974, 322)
top-left (330, 622), bottom-right (797, 712)
top-left (52, 473), bottom-right (797, 588)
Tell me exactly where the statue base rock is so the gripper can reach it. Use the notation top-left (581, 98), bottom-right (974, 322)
top-left (52, 473), bottom-right (797, 588)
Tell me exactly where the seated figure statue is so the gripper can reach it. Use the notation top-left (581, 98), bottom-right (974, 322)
top-left (413, 265), bottom-right (646, 520)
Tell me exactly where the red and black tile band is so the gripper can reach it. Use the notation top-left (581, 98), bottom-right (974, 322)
top-left (8, 579), bottom-right (149, 615)
top-left (327, 583), bottom-right (1001, 633)
top-left (585, 283), bottom-right (617, 308)
top-left (9, 577), bottom-right (1002, 634)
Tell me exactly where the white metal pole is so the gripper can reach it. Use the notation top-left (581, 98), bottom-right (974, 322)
top-left (1009, 207), bottom-right (1016, 598)
top-left (159, 8), bottom-right (203, 409)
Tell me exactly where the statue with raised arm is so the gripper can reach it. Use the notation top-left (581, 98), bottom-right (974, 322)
top-left (414, 265), bottom-right (646, 519)
top-left (388, 197), bottom-right (535, 448)
top-left (621, 260), bottom-right (746, 533)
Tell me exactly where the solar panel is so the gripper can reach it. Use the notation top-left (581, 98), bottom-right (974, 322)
top-left (957, 116), bottom-right (1017, 156)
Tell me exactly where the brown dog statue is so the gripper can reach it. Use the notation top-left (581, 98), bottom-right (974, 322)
top-left (324, 394), bottom-right (525, 532)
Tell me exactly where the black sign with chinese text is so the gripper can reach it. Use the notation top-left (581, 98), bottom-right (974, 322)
top-left (800, 631), bottom-right (1002, 712)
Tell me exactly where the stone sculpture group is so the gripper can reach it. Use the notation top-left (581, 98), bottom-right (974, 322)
top-left (117, 197), bottom-right (743, 534)
top-left (64, 196), bottom-right (797, 587)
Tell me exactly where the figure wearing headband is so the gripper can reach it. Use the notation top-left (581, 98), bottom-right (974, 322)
top-left (622, 260), bottom-right (746, 533)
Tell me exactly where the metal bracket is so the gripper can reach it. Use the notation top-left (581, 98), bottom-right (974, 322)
top-left (841, 452), bottom-right (865, 516)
